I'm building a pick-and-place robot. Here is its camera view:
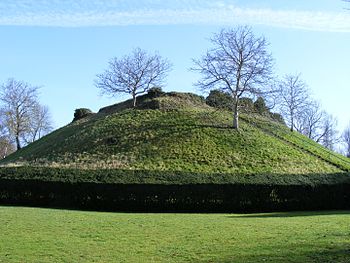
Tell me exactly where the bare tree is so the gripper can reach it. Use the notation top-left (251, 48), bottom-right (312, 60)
top-left (0, 78), bottom-right (52, 150)
top-left (343, 123), bottom-right (350, 157)
top-left (278, 74), bottom-right (310, 132)
top-left (0, 123), bottom-right (14, 158)
top-left (319, 114), bottom-right (339, 151)
top-left (0, 137), bottom-right (15, 159)
top-left (261, 80), bottom-right (281, 111)
top-left (295, 101), bottom-right (326, 141)
top-left (25, 103), bottom-right (52, 143)
top-left (192, 26), bottom-right (274, 129)
top-left (95, 48), bottom-right (172, 108)
top-left (0, 79), bottom-right (39, 150)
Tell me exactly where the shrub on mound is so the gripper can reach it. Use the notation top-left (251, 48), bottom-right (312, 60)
top-left (254, 97), bottom-right (269, 115)
top-left (147, 87), bottom-right (164, 98)
top-left (206, 90), bottom-right (232, 110)
top-left (239, 97), bottom-right (255, 113)
top-left (205, 90), bottom-right (257, 114)
top-left (73, 108), bottom-right (94, 122)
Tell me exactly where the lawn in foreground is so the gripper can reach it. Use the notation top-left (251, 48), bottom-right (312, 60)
top-left (0, 207), bottom-right (349, 262)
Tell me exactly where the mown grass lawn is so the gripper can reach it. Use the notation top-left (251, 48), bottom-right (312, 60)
top-left (0, 207), bottom-right (349, 262)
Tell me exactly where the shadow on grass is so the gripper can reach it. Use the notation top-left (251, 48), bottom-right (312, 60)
top-left (195, 244), bottom-right (350, 263)
top-left (230, 210), bottom-right (350, 218)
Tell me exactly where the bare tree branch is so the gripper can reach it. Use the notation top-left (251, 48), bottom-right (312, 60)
top-left (294, 101), bottom-right (326, 141)
top-left (278, 74), bottom-right (310, 132)
top-left (95, 48), bottom-right (172, 108)
top-left (319, 114), bottom-right (339, 151)
top-left (0, 122), bottom-right (15, 158)
top-left (24, 103), bottom-right (53, 143)
top-left (0, 78), bottom-right (52, 151)
top-left (342, 123), bottom-right (350, 157)
top-left (192, 26), bottom-right (274, 129)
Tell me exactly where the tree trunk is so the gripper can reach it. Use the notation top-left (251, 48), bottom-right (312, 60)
top-left (232, 96), bottom-right (239, 130)
top-left (3, 145), bottom-right (8, 159)
top-left (16, 135), bottom-right (21, 150)
top-left (233, 109), bottom-right (239, 130)
top-left (290, 108), bottom-right (294, 131)
top-left (132, 93), bottom-right (137, 108)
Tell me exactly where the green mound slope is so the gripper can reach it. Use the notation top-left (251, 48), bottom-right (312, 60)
top-left (1, 92), bottom-right (350, 185)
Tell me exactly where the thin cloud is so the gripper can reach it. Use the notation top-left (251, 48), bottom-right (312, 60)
top-left (0, 1), bottom-right (349, 32)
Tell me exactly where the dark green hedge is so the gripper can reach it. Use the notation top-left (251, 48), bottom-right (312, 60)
top-left (0, 179), bottom-right (349, 212)
top-left (0, 166), bottom-right (349, 185)
top-left (0, 167), bottom-right (349, 212)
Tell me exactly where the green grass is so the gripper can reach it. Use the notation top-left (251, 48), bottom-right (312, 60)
top-left (1, 109), bottom-right (344, 174)
top-left (243, 114), bottom-right (350, 172)
top-left (0, 207), bottom-right (349, 262)
top-left (1, 92), bottom-right (349, 185)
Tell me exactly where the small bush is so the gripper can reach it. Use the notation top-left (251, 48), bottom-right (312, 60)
top-left (206, 91), bottom-right (257, 114)
top-left (239, 97), bottom-right (255, 113)
top-left (206, 90), bottom-right (232, 110)
top-left (147, 87), bottom-right (164, 98)
top-left (254, 97), bottom-right (269, 115)
top-left (73, 108), bottom-right (94, 122)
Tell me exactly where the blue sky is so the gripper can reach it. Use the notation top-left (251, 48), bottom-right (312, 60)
top-left (0, 0), bottom-right (349, 133)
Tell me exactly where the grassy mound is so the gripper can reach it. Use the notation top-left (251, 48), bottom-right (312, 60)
top-left (1, 92), bottom-right (350, 185)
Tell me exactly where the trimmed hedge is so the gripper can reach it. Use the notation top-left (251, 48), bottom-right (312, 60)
top-left (0, 179), bottom-right (349, 212)
top-left (0, 167), bottom-right (349, 212)
top-left (0, 166), bottom-right (349, 185)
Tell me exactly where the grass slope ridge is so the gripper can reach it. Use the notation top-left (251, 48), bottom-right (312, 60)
top-left (1, 92), bottom-right (349, 185)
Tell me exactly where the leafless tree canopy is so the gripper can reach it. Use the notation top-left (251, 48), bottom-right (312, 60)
top-left (0, 137), bottom-right (15, 159)
top-left (343, 123), bottom-right (350, 158)
top-left (95, 48), bottom-right (172, 108)
top-left (0, 79), bottom-right (38, 150)
top-left (192, 26), bottom-right (273, 129)
top-left (0, 123), bottom-right (14, 158)
top-left (0, 78), bottom-right (52, 150)
top-left (294, 101), bottom-right (326, 142)
top-left (319, 114), bottom-right (339, 151)
top-left (25, 103), bottom-right (52, 143)
top-left (278, 74), bottom-right (309, 132)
